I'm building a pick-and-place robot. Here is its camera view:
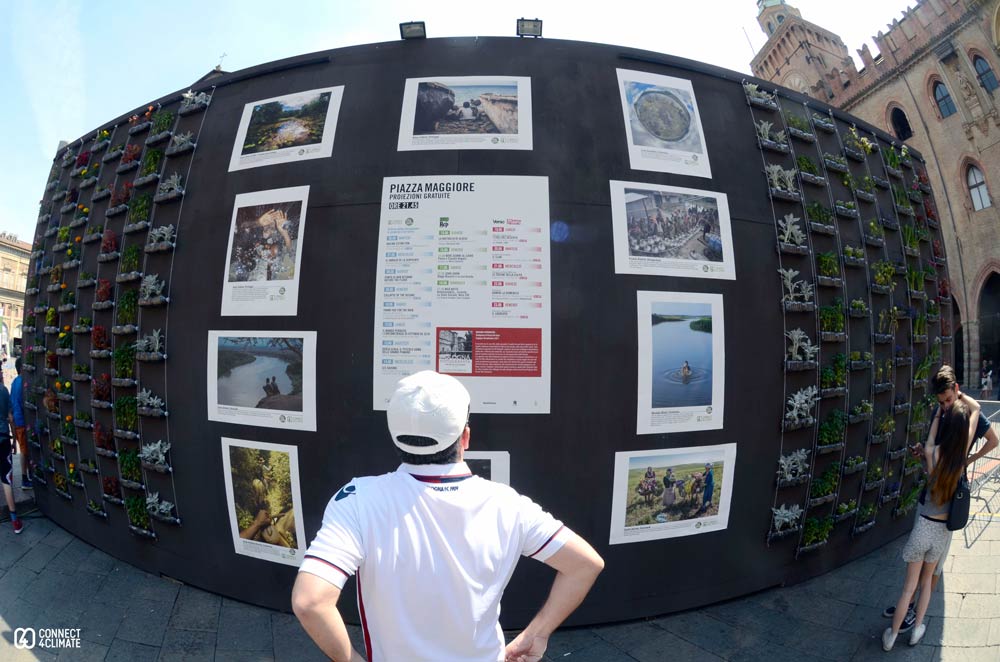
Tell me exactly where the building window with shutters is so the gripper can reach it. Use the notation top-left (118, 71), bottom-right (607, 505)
top-left (968, 165), bottom-right (992, 211)
top-left (934, 82), bottom-right (957, 118)
top-left (973, 55), bottom-right (999, 92)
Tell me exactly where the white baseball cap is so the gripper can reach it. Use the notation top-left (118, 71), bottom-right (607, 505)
top-left (387, 371), bottom-right (471, 455)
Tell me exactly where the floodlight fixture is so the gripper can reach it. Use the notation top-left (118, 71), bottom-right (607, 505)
top-left (517, 18), bottom-right (542, 38)
top-left (400, 21), bottom-right (427, 40)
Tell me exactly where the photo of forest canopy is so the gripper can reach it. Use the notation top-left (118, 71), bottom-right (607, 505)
top-left (229, 445), bottom-right (297, 549)
top-left (242, 91), bottom-right (332, 155)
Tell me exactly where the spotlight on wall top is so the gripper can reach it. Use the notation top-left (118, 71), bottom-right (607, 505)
top-left (399, 21), bottom-right (426, 39)
top-left (517, 18), bottom-right (542, 38)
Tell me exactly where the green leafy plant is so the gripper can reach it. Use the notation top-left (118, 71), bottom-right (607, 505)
top-left (867, 219), bottom-right (884, 239)
top-left (816, 251), bottom-right (839, 277)
top-left (120, 245), bottom-right (143, 273)
top-left (796, 155), bottom-right (819, 175)
top-left (820, 353), bottom-right (847, 389)
top-left (818, 410), bottom-right (847, 446)
top-left (72, 362), bottom-right (89, 376)
top-left (851, 400), bottom-right (874, 416)
top-left (802, 516), bottom-right (834, 545)
top-left (139, 149), bottom-right (163, 177)
top-left (849, 299), bottom-right (868, 314)
top-left (151, 110), bottom-right (174, 134)
top-left (819, 299), bottom-right (845, 333)
top-left (843, 245), bottom-right (864, 260)
top-left (113, 342), bottom-right (135, 379)
top-left (785, 112), bottom-right (811, 133)
top-left (872, 261), bottom-right (895, 287)
top-left (125, 494), bottom-right (150, 529)
top-left (116, 289), bottom-right (138, 326)
top-left (844, 456), bottom-right (865, 470)
top-left (866, 464), bottom-right (884, 482)
top-left (115, 395), bottom-right (138, 432)
top-left (805, 201), bottom-right (832, 224)
top-left (810, 465), bottom-right (840, 499)
top-left (858, 503), bottom-right (877, 522)
top-left (836, 499), bottom-right (857, 516)
top-left (824, 153), bottom-right (847, 168)
top-left (127, 193), bottom-right (152, 225)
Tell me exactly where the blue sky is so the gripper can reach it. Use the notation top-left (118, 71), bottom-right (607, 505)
top-left (0, 0), bottom-right (912, 244)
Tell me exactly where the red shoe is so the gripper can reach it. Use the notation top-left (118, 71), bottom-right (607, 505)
top-left (12, 519), bottom-right (23, 534)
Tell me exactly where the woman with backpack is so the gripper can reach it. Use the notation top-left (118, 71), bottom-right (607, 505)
top-left (882, 397), bottom-right (979, 650)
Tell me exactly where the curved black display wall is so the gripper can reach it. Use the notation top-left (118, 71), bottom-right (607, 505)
top-left (22, 37), bottom-right (953, 627)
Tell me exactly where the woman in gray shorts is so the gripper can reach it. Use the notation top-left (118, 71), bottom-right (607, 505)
top-left (882, 399), bottom-right (978, 651)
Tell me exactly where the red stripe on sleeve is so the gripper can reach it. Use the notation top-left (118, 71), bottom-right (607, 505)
top-left (303, 555), bottom-right (350, 578)
top-left (528, 525), bottom-right (566, 558)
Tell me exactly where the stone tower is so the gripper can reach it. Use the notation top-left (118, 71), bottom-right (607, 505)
top-left (750, 0), bottom-right (851, 99)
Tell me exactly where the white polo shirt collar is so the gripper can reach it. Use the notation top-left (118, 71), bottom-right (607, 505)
top-left (398, 461), bottom-right (472, 478)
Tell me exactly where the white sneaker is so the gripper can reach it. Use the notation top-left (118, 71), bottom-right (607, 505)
top-left (882, 627), bottom-right (897, 651)
top-left (909, 623), bottom-right (926, 646)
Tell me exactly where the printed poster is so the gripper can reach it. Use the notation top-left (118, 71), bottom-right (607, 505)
top-left (398, 76), bottom-right (532, 151)
top-left (609, 443), bottom-right (737, 544)
top-left (610, 181), bottom-right (735, 280)
top-left (373, 175), bottom-right (550, 413)
top-left (637, 291), bottom-right (724, 434)
top-left (464, 451), bottom-right (511, 485)
top-left (617, 69), bottom-right (711, 178)
top-left (207, 331), bottom-right (317, 431)
top-left (221, 437), bottom-right (306, 566)
top-left (221, 186), bottom-right (309, 316)
top-left (228, 86), bottom-right (344, 171)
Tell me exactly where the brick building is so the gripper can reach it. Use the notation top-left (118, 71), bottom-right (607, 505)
top-left (752, 0), bottom-right (1000, 385)
top-left (0, 231), bottom-right (31, 358)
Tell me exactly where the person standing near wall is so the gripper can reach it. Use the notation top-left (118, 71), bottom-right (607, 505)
top-left (0, 379), bottom-right (21, 533)
top-left (292, 371), bottom-right (604, 662)
top-left (9, 358), bottom-right (29, 489)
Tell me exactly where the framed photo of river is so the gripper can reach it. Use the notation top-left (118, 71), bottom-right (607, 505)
top-left (609, 443), bottom-right (736, 545)
top-left (221, 437), bottom-right (306, 566)
top-left (609, 181), bottom-right (735, 280)
top-left (221, 186), bottom-right (309, 316)
top-left (616, 69), bottom-right (711, 178)
top-left (636, 292), bottom-right (724, 434)
top-left (397, 76), bottom-right (533, 151)
top-left (228, 86), bottom-right (344, 172)
top-left (207, 331), bottom-right (317, 431)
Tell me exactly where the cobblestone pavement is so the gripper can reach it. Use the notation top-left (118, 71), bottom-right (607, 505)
top-left (1, 475), bottom-right (997, 660)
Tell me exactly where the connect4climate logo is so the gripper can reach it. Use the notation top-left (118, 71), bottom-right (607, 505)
top-left (14, 627), bottom-right (81, 650)
top-left (14, 628), bottom-right (35, 649)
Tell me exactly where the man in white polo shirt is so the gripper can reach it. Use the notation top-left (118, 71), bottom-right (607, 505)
top-left (292, 371), bottom-right (604, 662)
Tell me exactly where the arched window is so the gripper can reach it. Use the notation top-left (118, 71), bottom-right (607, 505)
top-left (968, 165), bottom-right (992, 211)
top-left (777, 14), bottom-right (785, 24)
top-left (934, 82), bottom-right (957, 118)
top-left (974, 55), bottom-right (999, 92)
top-left (767, 22), bottom-right (774, 34)
top-left (891, 107), bottom-right (914, 141)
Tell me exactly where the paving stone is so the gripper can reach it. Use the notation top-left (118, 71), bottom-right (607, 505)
top-left (627, 628), bottom-right (721, 662)
top-left (541, 640), bottom-right (638, 662)
top-left (46, 539), bottom-right (97, 574)
top-left (78, 548), bottom-right (116, 575)
top-left (937, 646), bottom-right (1000, 662)
top-left (591, 619), bottom-right (665, 649)
top-left (271, 612), bottom-right (327, 662)
top-left (76, 600), bottom-right (125, 645)
top-left (923, 616), bottom-right (992, 647)
top-left (541, 627), bottom-right (604, 657)
top-left (157, 628), bottom-right (216, 662)
top-left (104, 638), bottom-right (160, 662)
top-left (991, 618), bottom-right (1000, 646)
top-left (56, 641), bottom-right (109, 661)
top-left (730, 641), bottom-right (836, 661)
top-left (214, 651), bottom-right (274, 662)
top-left (115, 597), bottom-right (172, 646)
top-left (784, 621), bottom-right (867, 659)
top-left (216, 602), bottom-right (274, 651)
top-left (957, 592), bottom-right (1000, 617)
top-left (848, 635), bottom-right (936, 661)
top-left (652, 610), bottom-right (767, 658)
top-left (0, 641), bottom-right (58, 661)
top-left (38, 527), bottom-right (74, 550)
top-left (16, 540), bottom-right (60, 572)
top-left (168, 585), bottom-right (221, 632)
top-left (939, 572), bottom-right (996, 594)
top-left (835, 604), bottom-right (886, 636)
top-left (950, 556), bottom-right (1000, 573)
top-left (920, 591), bottom-right (964, 618)
top-left (0, 566), bottom-right (39, 610)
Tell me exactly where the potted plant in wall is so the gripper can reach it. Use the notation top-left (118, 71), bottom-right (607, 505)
top-left (67, 462), bottom-right (83, 488)
top-left (103, 476), bottom-right (123, 504)
top-left (86, 499), bottom-right (108, 519)
top-left (893, 393), bottom-right (911, 414)
top-left (135, 329), bottom-right (166, 362)
top-left (805, 201), bottom-right (834, 234)
top-left (179, 90), bottom-right (212, 115)
top-left (939, 277), bottom-right (952, 303)
top-left (103, 142), bottom-right (125, 163)
top-left (23, 312), bottom-right (36, 334)
top-left (119, 447), bottom-right (143, 490)
top-left (91, 181), bottom-right (111, 202)
top-left (765, 164), bottom-right (800, 202)
top-left (128, 105), bottom-right (155, 135)
top-left (114, 396), bottom-right (139, 440)
top-left (848, 349), bottom-right (872, 370)
top-left (823, 152), bottom-right (848, 173)
top-left (743, 82), bottom-right (778, 110)
top-left (57, 290), bottom-right (75, 314)
top-left (147, 492), bottom-right (180, 525)
top-left (83, 221), bottom-right (104, 243)
top-left (78, 162), bottom-right (100, 189)
top-left (835, 499), bottom-right (858, 523)
top-left (817, 410), bottom-right (846, 452)
top-left (91, 375), bottom-right (112, 410)
top-left (820, 353), bottom-right (847, 398)
top-left (784, 385), bottom-right (819, 431)
top-left (893, 185), bottom-right (914, 216)
top-left (883, 146), bottom-right (904, 178)
top-left (842, 455), bottom-right (867, 477)
top-left (834, 199), bottom-right (859, 219)
top-left (145, 224), bottom-right (176, 253)
top-left (849, 399), bottom-right (873, 424)
top-left (865, 464), bottom-right (885, 492)
top-left (153, 173), bottom-right (184, 204)
top-left (126, 495), bottom-right (156, 538)
top-left (815, 252), bottom-right (841, 287)
top-left (54, 378), bottom-right (74, 402)
top-left (165, 130), bottom-right (196, 157)
top-left (145, 109), bottom-right (174, 146)
top-left (795, 155), bottom-right (826, 187)
top-left (98, 229), bottom-right (119, 261)
top-left (133, 149), bottom-right (163, 188)
top-left (70, 150), bottom-right (91, 177)
top-left (137, 388), bottom-right (168, 418)
top-left (799, 516), bottom-right (834, 553)
top-left (842, 245), bottom-right (865, 267)
top-left (106, 182), bottom-right (133, 217)
top-left (819, 299), bottom-right (846, 342)
top-left (848, 299), bottom-right (869, 319)
top-left (50, 436), bottom-right (65, 461)
top-left (92, 128), bottom-right (111, 152)
top-left (69, 202), bottom-right (90, 228)
top-left (139, 440), bottom-right (171, 473)
top-left (53, 472), bottom-right (72, 500)
top-left (113, 290), bottom-right (138, 334)
top-left (811, 112), bottom-right (835, 133)
top-left (72, 361), bottom-right (90, 382)
top-left (44, 349), bottom-right (58, 375)
top-left (90, 325), bottom-right (111, 358)
top-left (854, 502), bottom-right (877, 535)
top-left (44, 306), bottom-right (59, 333)
top-left (784, 328), bottom-right (819, 371)
top-left (912, 313), bottom-right (928, 344)
top-left (808, 465), bottom-right (839, 508)
top-left (843, 126), bottom-right (875, 162)
top-left (56, 326), bottom-right (73, 355)
top-left (769, 504), bottom-right (804, 541)
top-left (117, 245), bottom-right (143, 282)
top-left (138, 274), bottom-right (169, 306)
top-left (111, 344), bottom-right (137, 390)
top-left (776, 448), bottom-right (811, 487)
top-left (755, 119), bottom-right (789, 153)
top-left (116, 143), bottom-right (143, 174)
top-left (783, 112), bottom-right (815, 142)
top-left (871, 261), bottom-right (895, 295)
top-left (122, 194), bottom-right (153, 236)
top-left (778, 268), bottom-right (815, 312)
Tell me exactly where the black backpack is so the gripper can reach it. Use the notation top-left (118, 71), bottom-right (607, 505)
top-left (946, 473), bottom-right (971, 531)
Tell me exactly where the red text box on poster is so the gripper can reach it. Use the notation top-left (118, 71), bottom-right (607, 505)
top-left (436, 327), bottom-right (542, 377)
